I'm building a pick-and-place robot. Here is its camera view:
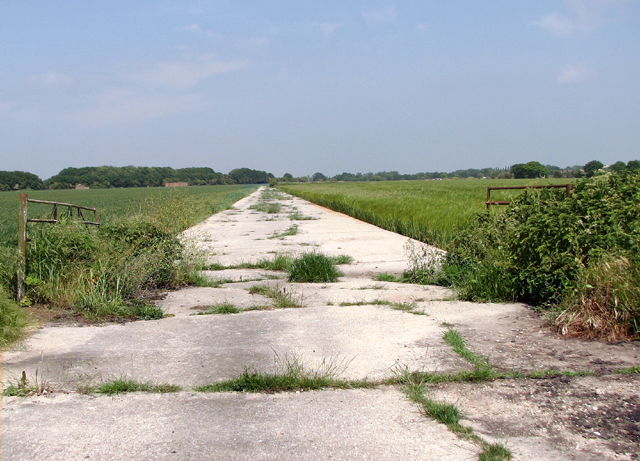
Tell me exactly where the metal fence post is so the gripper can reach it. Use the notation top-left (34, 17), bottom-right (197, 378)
top-left (17, 194), bottom-right (28, 301)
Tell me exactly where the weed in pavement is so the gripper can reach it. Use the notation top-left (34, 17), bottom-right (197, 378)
top-left (289, 211), bottom-right (317, 221)
top-left (4, 371), bottom-right (52, 397)
top-left (269, 224), bottom-right (298, 239)
top-left (197, 353), bottom-right (370, 393)
top-left (613, 365), bottom-right (640, 374)
top-left (396, 368), bottom-right (512, 461)
top-left (443, 329), bottom-right (494, 376)
top-left (94, 378), bottom-right (181, 395)
top-left (288, 253), bottom-right (343, 283)
top-left (196, 303), bottom-right (242, 315)
top-left (247, 284), bottom-right (301, 308)
top-left (375, 272), bottom-right (399, 282)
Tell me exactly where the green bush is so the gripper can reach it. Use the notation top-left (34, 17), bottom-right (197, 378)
top-left (288, 253), bottom-right (343, 283)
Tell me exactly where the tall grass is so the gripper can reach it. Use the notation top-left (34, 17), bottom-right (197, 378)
top-left (0, 185), bottom-right (257, 326)
top-left (280, 179), bottom-right (570, 247)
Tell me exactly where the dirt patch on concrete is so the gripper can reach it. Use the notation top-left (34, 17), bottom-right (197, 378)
top-left (429, 374), bottom-right (640, 460)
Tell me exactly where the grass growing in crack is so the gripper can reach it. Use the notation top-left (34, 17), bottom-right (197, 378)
top-left (330, 254), bottom-right (354, 265)
top-left (3, 371), bottom-right (53, 397)
top-left (289, 211), bottom-right (317, 220)
top-left (288, 253), bottom-right (343, 283)
top-left (443, 329), bottom-right (494, 376)
top-left (196, 353), bottom-right (370, 393)
top-left (374, 272), bottom-right (399, 282)
top-left (479, 443), bottom-right (514, 461)
top-left (359, 284), bottom-right (385, 290)
top-left (339, 299), bottom-right (428, 315)
top-left (94, 378), bottom-right (181, 395)
top-left (249, 202), bottom-right (282, 214)
top-left (206, 254), bottom-right (295, 272)
top-left (269, 224), bottom-right (298, 239)
top-left (614, 365), bottom-right (640, 374)
top-left (196, 303), bottom-right (241, 315)
top-left (397, 369), bottom-right (512, 461)
top-left (248, 284), bottom-right (302, 308)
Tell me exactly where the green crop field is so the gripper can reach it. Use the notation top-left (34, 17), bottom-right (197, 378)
top-left (279, 179), bottom-right (573, 247)
top-left (0, 184), bottom-right (258, 247)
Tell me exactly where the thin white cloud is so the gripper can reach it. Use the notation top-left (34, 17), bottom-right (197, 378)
top-left (132, 55), bottom-right (247, 89)
top-left (30, 71), bottom-right (72, 86)
top-left (176, 23), bottom-right (221, 39)
top-left (318, 22), bottom-right (344, 38)
top-left (71, 92), bottom-right (202, 127)
top-left (558, 64), bottom-right (592, 84)
top-left (363, 6), bottom-right (397, 25)
top-left (534, 0), bottom-right (628, 36)
top-left (534, 12), bottom-right (579, 35)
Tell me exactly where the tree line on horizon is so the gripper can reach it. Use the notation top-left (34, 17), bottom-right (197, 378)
top-left (2, 159), bottom-right (639, 191)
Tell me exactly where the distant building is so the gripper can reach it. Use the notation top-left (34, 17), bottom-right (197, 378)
top-left (75, 184), bottom-right (90, 190)
top-left (164, 182), bottom-right (189, 187)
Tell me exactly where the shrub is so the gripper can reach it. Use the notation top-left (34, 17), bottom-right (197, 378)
top-left (288, 253), bottom-right (343, 283)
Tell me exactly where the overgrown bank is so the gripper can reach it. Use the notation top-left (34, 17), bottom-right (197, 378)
top-left (427, 172), bottom-right (640, 340)
top-left (0, 185), bottom-right (257, 343)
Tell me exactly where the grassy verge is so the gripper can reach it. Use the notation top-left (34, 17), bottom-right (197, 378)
top-left (0, 185), bottom-right (258, 335)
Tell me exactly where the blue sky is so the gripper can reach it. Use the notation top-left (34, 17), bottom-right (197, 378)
top-left (1, 1), bottom-right (639, 179)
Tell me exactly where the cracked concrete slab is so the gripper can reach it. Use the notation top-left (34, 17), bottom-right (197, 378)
top-left (2, 387), bottom-right (478, 461)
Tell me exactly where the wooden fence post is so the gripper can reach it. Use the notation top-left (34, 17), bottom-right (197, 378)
top-left (17, 194), bottom-right (28, 301)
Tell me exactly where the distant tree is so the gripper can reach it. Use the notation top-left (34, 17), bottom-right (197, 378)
top-left (611, 161), bottom-right (627, 173)
top-left (583, 160), bottom-right (604, 178)
top-left (553, 170), bottom-right (564, 178)
top-left (627, 160), bottom-right (640, 172)
top-left (281, 173), bottom-right (294, 182)
top-left (0, 171), bottom-right (45, 190)
top-left (312, 172), bottom-right (327, 182)
top-left (228, 168), bottom-right (271, 184)
top-left (511, 162), bottom-right (548, 179)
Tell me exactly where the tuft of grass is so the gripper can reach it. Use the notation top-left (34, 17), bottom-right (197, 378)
top-left (196, 353), bottom-right (369, 393)
top-left (613, 365), bottom-right (640, 374)
top-left (94, 378), bottom-right (182, 395)
top-left (250, 202), bottom-right (282, 214)
top-left (196, 303), bottom-right (241, 315)
top-left (330, 254), bottom-right (353, 265)
top-left (479, 443), bottom-right (513, 461)
top-left (289, 211), bottom-right (317, 221)
top-left (288, 252), bottom-right (343, 283)
top-left (375, 272), bottom-right (399, 282)
top-left (268, 224), bottom-right (298, 240)
top-left (340, 299), bottom-right (427, 315)
top-left (247, 284), bottom-right (301, 308)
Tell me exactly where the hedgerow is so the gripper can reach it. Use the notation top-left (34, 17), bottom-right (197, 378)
top-left (438, 172), bottom-right (640, 339)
